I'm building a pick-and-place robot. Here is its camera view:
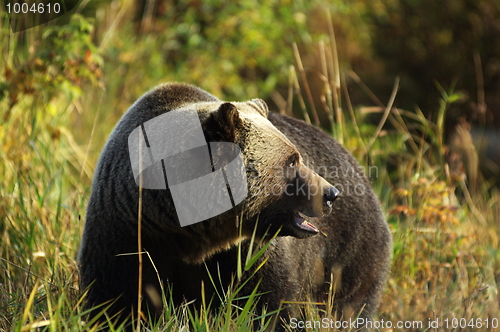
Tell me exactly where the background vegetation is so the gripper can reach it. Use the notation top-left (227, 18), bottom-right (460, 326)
top-left (0, 0), bottom-right (499, 330)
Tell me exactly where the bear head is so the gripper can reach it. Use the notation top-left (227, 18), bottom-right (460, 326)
top-left (195, 99), bottom-right (339, 240)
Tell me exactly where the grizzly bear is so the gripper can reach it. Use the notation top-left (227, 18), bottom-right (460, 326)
top-left (78, 83), bottom-right (391, 329)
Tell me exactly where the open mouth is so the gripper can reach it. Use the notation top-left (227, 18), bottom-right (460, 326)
top-left (293, 213), bottom-right (319, 235)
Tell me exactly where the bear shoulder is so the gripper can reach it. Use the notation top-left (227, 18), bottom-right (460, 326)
top-left (128, 83), bottom-right (220, 120)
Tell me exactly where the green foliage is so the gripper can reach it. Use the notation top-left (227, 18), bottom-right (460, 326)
top-left (1, 14), bottom-right (102, 111)
top-left (106, 0), bottom-right (316, 101)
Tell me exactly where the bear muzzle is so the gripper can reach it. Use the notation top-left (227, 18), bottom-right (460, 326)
top-left (289, 174), bottom-right (339, 238)
top-left (299, 175), bottom-right (339, 218)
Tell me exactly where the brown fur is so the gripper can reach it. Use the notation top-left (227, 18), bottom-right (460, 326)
top-left (78, 83), bottom-right (391, 329)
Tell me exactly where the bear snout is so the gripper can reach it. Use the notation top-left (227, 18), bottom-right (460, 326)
top-left (295, 172), bottom-right (338, 218)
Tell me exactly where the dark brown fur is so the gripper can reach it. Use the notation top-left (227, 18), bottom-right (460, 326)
top-left (78, 83), bottom-right (391, 329)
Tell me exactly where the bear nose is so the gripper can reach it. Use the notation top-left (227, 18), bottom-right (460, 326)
top-left (324, 186), bottom-right (339, 207)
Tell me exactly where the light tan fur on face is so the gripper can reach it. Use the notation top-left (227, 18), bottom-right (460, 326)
top-left (232, 102), bottom-right (301, 217)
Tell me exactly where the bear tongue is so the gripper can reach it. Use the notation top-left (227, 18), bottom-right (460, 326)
top-left (293, 214), bottom-right (319, 234)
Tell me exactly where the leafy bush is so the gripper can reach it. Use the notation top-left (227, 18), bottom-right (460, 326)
top-left (122, 0), bottom-right (317, 101)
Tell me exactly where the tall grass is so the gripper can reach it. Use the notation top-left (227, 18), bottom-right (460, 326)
top-left (1, 3), bottom-right (499, 331)
top-left (0, 13), bottom-right (93, 331)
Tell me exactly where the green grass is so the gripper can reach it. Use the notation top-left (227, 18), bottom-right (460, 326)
top-left (1, 3), bottom-right (499, 331)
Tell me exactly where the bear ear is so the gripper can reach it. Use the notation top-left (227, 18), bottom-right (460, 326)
top-left (203, 102), bottom-right (243, 142)
top-left (249, 98), bottom-right (269, 118)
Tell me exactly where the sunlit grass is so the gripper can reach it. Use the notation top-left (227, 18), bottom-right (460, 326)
top-left (1, 3), bottom-right (499, 331)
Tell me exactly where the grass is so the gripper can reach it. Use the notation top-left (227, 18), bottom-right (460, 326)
top-left (1, 3), bottom-right (499, 331)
